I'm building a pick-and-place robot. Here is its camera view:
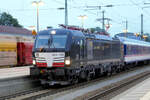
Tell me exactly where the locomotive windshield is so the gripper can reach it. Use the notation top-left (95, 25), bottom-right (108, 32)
top-left (35, 35), bottom-right (67, 48)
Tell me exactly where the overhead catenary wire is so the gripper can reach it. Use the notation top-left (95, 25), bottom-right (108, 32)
top-left (1, 0), bottom-right (150, 33)
top-left (130, 0), bottom-right (150, 17)
top-left (53, 0), bottom-right (64, 5)
top-left (69, 1), bottom-right (142, 25)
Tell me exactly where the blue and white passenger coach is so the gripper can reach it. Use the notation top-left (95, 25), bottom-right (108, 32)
top-left (119, 37), bottom-right (150, 64)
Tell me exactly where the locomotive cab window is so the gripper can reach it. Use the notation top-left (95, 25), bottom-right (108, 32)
top-left (35, 35), bottom-right (67, 49)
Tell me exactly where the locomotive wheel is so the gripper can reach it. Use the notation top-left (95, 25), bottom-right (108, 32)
top-left (68, 76), bottom-right (74, 84)
top-left (69, 75), bottom-right (79, 84)
top-left (42, 84), bottom-right (49, 88)
top-left (80, 71), bottom-right (86, 79)
top-left (107, 71), bottom-right (112, 76)
top-left (116, 67), bottom-right (121, 73)
top-left (86, 73), bottom-right (91, 81)
top-left (73, 76), bottom-right (79, 84)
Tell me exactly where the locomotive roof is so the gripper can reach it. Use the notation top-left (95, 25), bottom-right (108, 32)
top-left (38, 29), bottom-right (70, 35)
top-left (84, 33), bottom-right (113, 41)
top-left (0, 25), bottom-right (32, 36)
top-left (38, 28), bottom-right (84, 37)
top-left (38, 28), bottom-right (113, 41)
top-left (118, 37), bottom-right (150, 47)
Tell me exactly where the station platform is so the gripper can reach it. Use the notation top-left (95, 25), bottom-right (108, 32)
top-left (0, 66), bottom-right (32, 79)
top-left (111, 76), bottom-right (150, 100)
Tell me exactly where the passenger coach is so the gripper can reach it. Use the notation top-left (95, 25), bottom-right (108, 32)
top-left (0, 25), bottom-right (34, 67)
top-left (118, 37), bottom-right (150, 64)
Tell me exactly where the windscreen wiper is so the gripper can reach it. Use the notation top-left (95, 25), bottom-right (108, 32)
top-left (48, 37), bottom-right (52, 48)
top-left (49, 34), bottom-right (55, 48)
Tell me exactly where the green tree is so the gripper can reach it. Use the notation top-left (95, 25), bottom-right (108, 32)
top-left (88, 27), bottom-right (102, 33)
top-left (0, 12), bottom-right (22, 27)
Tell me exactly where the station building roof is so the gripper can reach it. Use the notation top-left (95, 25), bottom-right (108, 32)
top-left (0, 25), bottom-right (32, 36)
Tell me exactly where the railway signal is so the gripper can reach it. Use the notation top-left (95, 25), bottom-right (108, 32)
top-left (32, 30), bottom-right (37, 36)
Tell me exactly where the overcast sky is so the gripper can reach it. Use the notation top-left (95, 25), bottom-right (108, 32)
top-left (0, 0), bottom-right (150, 36)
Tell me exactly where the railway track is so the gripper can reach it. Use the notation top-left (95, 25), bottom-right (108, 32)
top-left (0, 87), bottom-right (43, 100)
top-left (85, 70), bottom-right (150, 100)
top-left (1, 65), bottom-right (150, 100)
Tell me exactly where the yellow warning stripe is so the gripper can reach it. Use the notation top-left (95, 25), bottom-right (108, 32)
top-left (0, 49), bottom-right (17, 52)
top-left (0, 43), bottom-right (17, 47)
top-left (0, 42), bottom-right (17, 52)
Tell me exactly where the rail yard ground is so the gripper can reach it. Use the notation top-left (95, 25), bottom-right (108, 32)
top-left (0, 65), bottom-right (150, 100)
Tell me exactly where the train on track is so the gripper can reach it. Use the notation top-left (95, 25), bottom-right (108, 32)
top-left (30, 27), bottom-right (150, 85)
top-left (0, 25), bottom-right (34, 67)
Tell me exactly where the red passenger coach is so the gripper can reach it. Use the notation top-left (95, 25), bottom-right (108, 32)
top-left (17, 42), bottom-right (33, 65)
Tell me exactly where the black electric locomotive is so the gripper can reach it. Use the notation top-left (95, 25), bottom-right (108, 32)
top-left (30, 28), bottom-right (124, 85)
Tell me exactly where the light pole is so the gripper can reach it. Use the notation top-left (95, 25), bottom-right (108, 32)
top-left (141, 13), bottom-right (143, 36)
top-left (58, 0), bottom-right (68, 26)
top-left (122, 20), bottom-right (128, 37)
top-left (78, 15), bottom-right (88, 28)
top-left (32, 1), bottom-right (44, 32)
top-left (141, 3), bottom-right (150, 36)
top-left (65, 0), bottom-right (68, 26)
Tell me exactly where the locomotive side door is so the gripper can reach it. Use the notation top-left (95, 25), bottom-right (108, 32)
top-left (87, 39), bottom-right (93, 60)
top-left (79, 39), bottom-right (85, 60)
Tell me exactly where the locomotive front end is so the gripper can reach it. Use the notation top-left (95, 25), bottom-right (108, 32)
top-left (33, 30), bottom-right (69, 67)
top-left (31, 29), bottom-right (72, 85)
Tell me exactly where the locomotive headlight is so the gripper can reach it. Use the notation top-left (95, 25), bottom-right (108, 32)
top-left (33, 59), bottom-right (36, 65)
top-left (51, 30), bottom-right (56, 35)
top-left (65, 57), bottom-right (71, 65)
top-left (65, 60), bottom-right (70, 65)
